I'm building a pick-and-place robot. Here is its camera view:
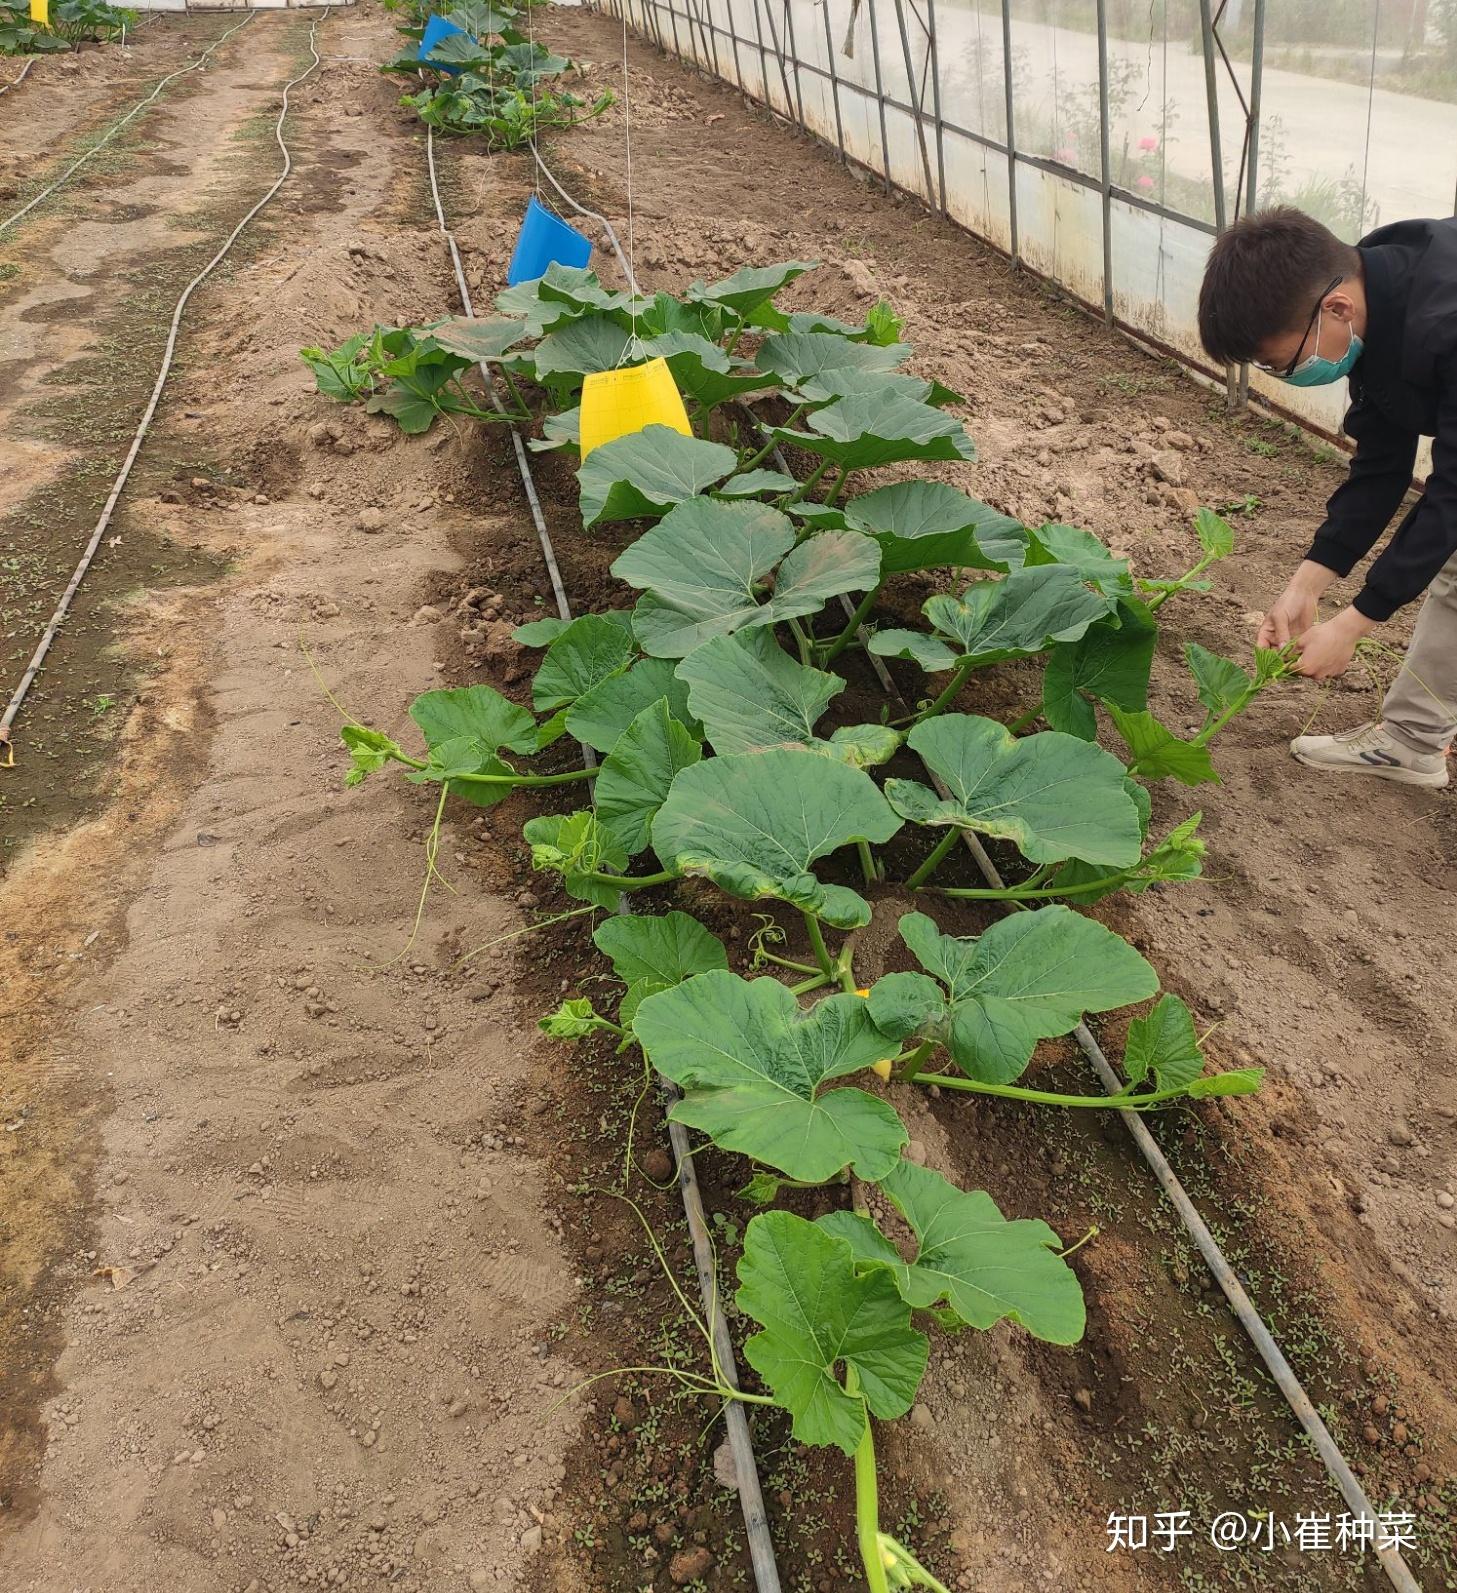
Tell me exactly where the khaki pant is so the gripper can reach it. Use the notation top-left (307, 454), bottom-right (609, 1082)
top-left (1383, 550), bottom-right (1457, 754)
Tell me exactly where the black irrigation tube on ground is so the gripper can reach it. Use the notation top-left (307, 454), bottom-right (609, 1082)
top-left (409, 19), bottom-right (1418, 1586)
top-left (421, 124), bottom-right (784, 1593)
top-left (849, 585), bottom-right (1421, 1592)
top-left (0, 11), bottom-right (256, 237)
top-left (0, 8), bottom-right (331, 762)
top-left (0, 57), bottom-right (35, 94)
top-left (733, 403), bottom-right (1425, 1591)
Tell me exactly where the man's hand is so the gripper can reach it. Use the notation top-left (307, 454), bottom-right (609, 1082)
top-left (1292, 606), bottom-right (1377, 680)
top-left (1257, 561), bottom-right (1336, 648)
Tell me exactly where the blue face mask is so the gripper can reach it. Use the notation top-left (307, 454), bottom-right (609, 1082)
top-left (1281, 312), bottom-right (1363, 387)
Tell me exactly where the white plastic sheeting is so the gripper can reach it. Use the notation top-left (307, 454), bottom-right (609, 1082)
top-left (598, 0), bottom-right (1457, 443)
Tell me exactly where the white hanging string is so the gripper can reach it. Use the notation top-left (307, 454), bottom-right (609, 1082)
top-left (526, 0), bottom-right (541, 198)
top-left (618, 0), bottom-right (641, 362)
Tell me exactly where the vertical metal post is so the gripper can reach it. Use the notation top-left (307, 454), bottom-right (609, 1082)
top-left (1237, 0), bottom-right (1266, 406)
top-left (821, 0), bottom-right (847, 163)
top-left (757, 0), bottom-right (798, 123)
top-left (1096, 0), bottom-right (1113, 322)
top-left (866, 0), bottom-right (893, 189)
top-left (664, 0), bottom-right (685, 64)
top-left (780, 1), bottom-right (805, 129)
top-left (691, 0), bottom-right (722, 82)
top-left (893, 0), bottom-right (937, 207)
top-left (1001, 0), bottom-right (1019, 263)
top-left (926, 0), bottom-right (948, 215)
top-left (749, 0), bottom-right (771, 108)
top-left (1198, 0), bottom-right (1237, 407)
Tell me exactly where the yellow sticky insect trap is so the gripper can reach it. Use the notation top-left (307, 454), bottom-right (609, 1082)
top-left (578, 357), bottom-right (691, 458)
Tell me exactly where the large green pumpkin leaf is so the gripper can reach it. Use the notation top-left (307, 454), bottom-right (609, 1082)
top-left (865, 629), bottom-right (960, 674)
top-left (843, 481), bottom-right (1029, 575)
top-left (920, 565), bottom-right (1117, 666)
top-left (676, 631), bottom-right (843, 754)
top-left (646, 331), bottom-right (779, 408)
top-left (530, 613), bottom-right (637, 712)
top-left (409, 684), bottom-right (539, 757)
top-left (715, 468), bottom-right (798, 499)
top-left (613, 496), bottom-right (793, 638)
top-left (1025, 522), bottom-right (1134, 599)
top-left (1108, 705), bottom-right (1219, 787)
top-left (496, 264), bottom-right (628, 337)
top-left (532, 314), bottom-right (635, 381)
top-left (1042, 598), bottom-right (1158, 740)
top-left (887, 715), bottom-right (1143, 867)
top-left (688, 260), bottom-right (820, 317)
top-left (429, 315), bottom-right (528, 363)
top-left (755, 330), bottom-right (909, 387)
top-left (633, 973), bottom-right (906, 1185)
top-left (592, 909), bottom-right (728, 988)
top-left (595, 699), bottom-right (703, 856)
top-left (565, 657), bottom-right (700, 754)
top-left (614, 499), bottom-right (880, 658)
top-left (793, 366), bottom-right (963, 408)
top-left (578, 428), bottom-right (738, 527)
top-left (819, 1161), bottom-right (1086, 1343)
top-left (651, 747), bottom-right (901, 928)
top-left (898, 908), bottom-right (1159, 1083)
top-left (773, 392), bottom-right (975, 472)
top-left (403, 735), bottom-right (518, 810)
top-left (736, 1210), bottom-right (928, 1456)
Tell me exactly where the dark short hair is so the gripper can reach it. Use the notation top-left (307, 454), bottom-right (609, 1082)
top-left (1197, 208), bottom-right (1361, 365)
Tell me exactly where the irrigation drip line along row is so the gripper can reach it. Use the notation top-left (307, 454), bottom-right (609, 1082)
top-left (0, 10), bottom-right (256, 238)
top-left (0, 8), bottom-right (333, 762)
top-left (0, 56), bottom-right (35, 94)
top-left (821, 588), bottom-right (1424, 1593)
top-left (421, 87), bottom-right (787, 1593)
top-left (302, 4), bottom-right (1439, 1587)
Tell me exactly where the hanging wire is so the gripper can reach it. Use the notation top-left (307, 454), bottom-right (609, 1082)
top-left (618, 0), bottom-right (641, 360)
top-left (1359, 0), bottom-right (1382, 234)
top-left (527, 0), bottom-right (541, 198)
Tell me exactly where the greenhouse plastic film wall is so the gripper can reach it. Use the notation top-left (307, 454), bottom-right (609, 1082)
top-left (603, 0), bottom-right (1457, 449)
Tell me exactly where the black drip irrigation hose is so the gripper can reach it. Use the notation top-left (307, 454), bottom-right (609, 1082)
top-left (0, 9), bottom-right (332, 762)
top-left (582, 9), bottom-right (1427, 1573)
top-left (0, 57), bottom-right (35, 95)
top-left (421, 126), bottom-right (784, 1593)
top-left (811, 532), bottom-right (1424, 1593)
top-left (0, 10), bottom-right (256, 237)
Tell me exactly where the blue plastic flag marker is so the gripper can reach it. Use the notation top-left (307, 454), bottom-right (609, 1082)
top-left (507, 195), bottom-right (593, 287)
top-left (419, 12), bottom-right (467, 73)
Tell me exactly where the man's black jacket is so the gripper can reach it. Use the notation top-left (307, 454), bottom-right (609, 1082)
top-left (1306, 215), bottom-right (1457, 621)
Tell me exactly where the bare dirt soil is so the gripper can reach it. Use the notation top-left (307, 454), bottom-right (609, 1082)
top-left (2, 12), bottom-right (583, 1592)
top-left (1, 4), bottom-right (1454, 1592)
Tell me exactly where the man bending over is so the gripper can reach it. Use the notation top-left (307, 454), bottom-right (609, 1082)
top-left (1198, 206), bottom-right (1457, 788)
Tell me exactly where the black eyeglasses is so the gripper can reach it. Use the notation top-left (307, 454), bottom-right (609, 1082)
top-left (1255, 275), bottom-right (1343, 377)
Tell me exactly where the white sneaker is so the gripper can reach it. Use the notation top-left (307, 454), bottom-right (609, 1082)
top-left (1290, 720), bottom-right (1449, 787)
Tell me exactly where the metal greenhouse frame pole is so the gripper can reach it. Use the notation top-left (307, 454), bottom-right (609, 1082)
top-left (892, 0), bottom-right (937, 208)
top-left (925, 0), bottom-right (947, 215)
top-left (865, 0), bottom-right (893, 189)
top-left (1001, 0), bottom-right (1019, 263)
top-left (778, 1), bottom-right (805, 128)
top-left (1237, 0), bottom-right (1267, 406)
top-left (1198, 0), bottom-right (1237, 407)
top-left (1095, 0), bottom-right (1113, 322)
top-left (821, 0), bottom-right (848, 164)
